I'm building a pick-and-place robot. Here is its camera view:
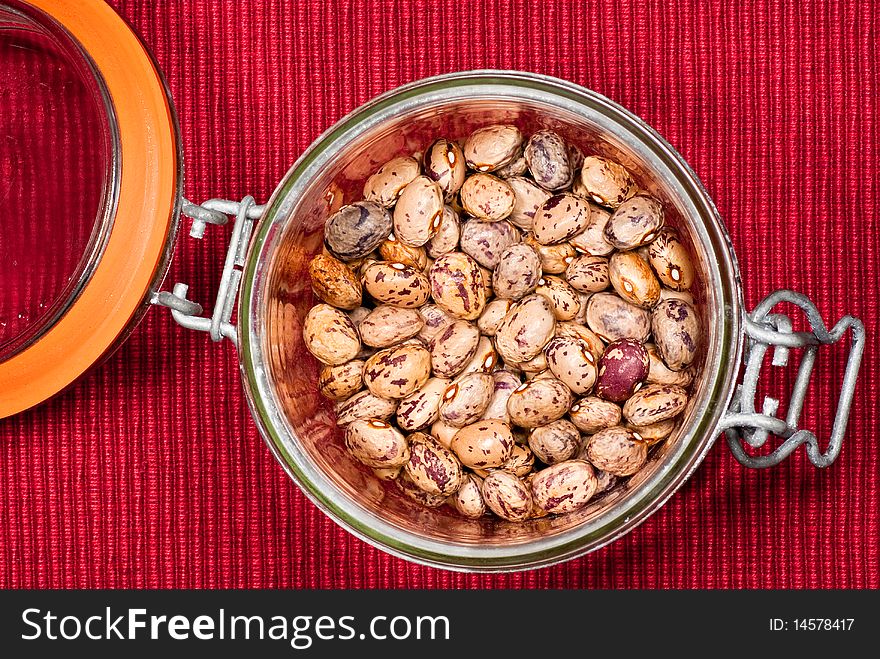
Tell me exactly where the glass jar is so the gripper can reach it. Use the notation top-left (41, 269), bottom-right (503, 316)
top-left (0, 2), bottom-right (864, 572)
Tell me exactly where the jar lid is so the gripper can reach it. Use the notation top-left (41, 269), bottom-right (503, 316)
top-left (0, 0), bottom-right (180, 417)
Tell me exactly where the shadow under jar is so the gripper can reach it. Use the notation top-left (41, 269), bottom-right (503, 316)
top-left (239, 72), bottom-right (742, 572)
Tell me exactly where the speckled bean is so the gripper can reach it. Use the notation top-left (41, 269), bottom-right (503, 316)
top-left (645, 343), bottom-right (694, 386)
top-left (544, 336), bottom-right (597, 395)
top-left (417, 304), bottom-right (454, 342)
top-left (627, 417), bottom-right (676, 444)
top-left (507, 377), bottom-right (573, 428)
top-left (398, 471), bottom-right (448, 507)
top-left (584, 425), bottom-right (647, 476)
top-left (554, 322), bottom-right (606, 361)
top-left (439, 373), bottom-right (494, 427)
top-left (492, 243), bottom-right (542, 300)
top-left (585, 292), bottom-right (651, 343)
top-left (535, 275), bottom-right (581, 321)
top-left (455, 336), bottom-right (498, 379)
top-left (609, 251), bottom-right (661, 308)
top-left (324, 201), bottom-right (393, 261)
top-left (481, 370), bottom-right (522, 423)
top-left (533, 193), bottom-right (592, 245)
top-left (362, 261), bottom-right (431, 308)
top-left (364, 343), bottom-right (432, 399)
top-left (393, 175), bottom-right (444, 246)
top-left (422, 138), bottom-right (466, 199)
top-left (459, 218), bottom-right (520, 269)
top-left (524, 130), bottom-right (573, 191)
top-left (429, 319), bottom-right (480, 377)
top-left (303, 303), bottom-right (362, 365)
top-left (308, 254), bottom-right (363, 310)
top-left (528, 419), bottom-right (580, 464)
top-left (451, 419), bottom-right (515, 469)
top-left (651, 299), bottom-right (701, 371)
top-left (378, 235), bottom-right (428, 270)
top-left (595, 338), bottom-right (650, 402)
top-left (604, 194), bottom-right (664, 250)
top-left (334, 389), bottom-right (398, 425)
top-left (569, 396), bottom-right (622, 434)
top-left (500, 443), bottom-right (536, 477)
top-left (523, 233), bottom-right (576, 273)
top-left (565, 254), bottom-right (610, 293)
top-left (481, 471), bottom-right (533, 521)
top-left (318, 360), bottom-right (365, 401)
top-left (359, 305), bottom-right (424, 347)
top-left (506, 176), bottom-right (551, 230)
top-left (428, 252), bottom-right (487, 320)
top-left (396, 377), bottom-right (452, 431)
top-left (426, 205), bottom-right (461, 258)
top-left (477, 298), bottom-right (513, 335)
top-left (579, 156), bottom-right (637, 209)
top-left (531, 460), bottom-right (598, 514)
top-left (345, 418), bottom-right (410, 468)
top-left (449, 474), bottom-right (487, 518)
top-left (430, 418), bottom-right (460, 449)
top-left (622, 383), bottom-right (688, 426)
top-left (495, 293), bottom-right (557, 363)
top-left (404, 434), bottom-right (463, 496)
top-left (570, 204), bottom-right (615, 256)
top-left (647, 227), bottom-right (694, 291)
top-left (363, 156), bottom-right (421, 208)
top-left (460, 173), bottom-right (516, 221)
top-left (464, 124), bottom-right (523, 172)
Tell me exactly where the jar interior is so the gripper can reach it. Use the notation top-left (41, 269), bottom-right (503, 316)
top-left (257, 89), bottom-right (724, 557)
top-left (0, 1), bottom-right (116, 362)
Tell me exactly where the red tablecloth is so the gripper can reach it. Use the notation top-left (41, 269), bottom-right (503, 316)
top-left (1, 0), bottom-right (877, 589)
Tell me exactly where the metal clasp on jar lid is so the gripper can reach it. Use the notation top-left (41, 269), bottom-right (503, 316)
top-left (152, 197), bottom-right (265, 347)
top-left (720, 290), bottom-right (865, 468)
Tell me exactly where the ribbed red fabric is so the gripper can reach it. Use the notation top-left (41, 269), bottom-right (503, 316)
top-left (0, 0), bottom-right (876, 589)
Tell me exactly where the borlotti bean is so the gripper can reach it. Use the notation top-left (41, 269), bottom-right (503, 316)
top-left (439, 373), bottom-right (495, 427)
top-left (404, 434), bottom-right (463, 496)
top-left (449, 474), bottom-right (487, 518)
top-left (362, 261), bottom-right (431, 308)
top-left (378, 235), bottom-right (428, 270)
top-left (531, 460), bottom-right (598, 514)
top-left (584, 426), bottom-right (648, 476)
top-left (507, 377), bottom-right (573, 428)
top-left (422, 138), bottom-right (467, 199)
top-left (363, 156), bottom-right (421, 208)
top-left (396, 377), bottom-right (452, 431)
top-left (318, 360), bottom-right (365, 401)
top-left (528, 419), bottom-right (580, 464)
top-left (304, 125), bottom-right (703, 522)
top-left (428, 252), bottom-right (487, 320)
top-left (335, 390), bottom-right (399, 426)
top-left (429, 319), bottom-right (481, 377)
top-left (459, 219), bottom-right (520, 268)
top-left (364, 343), bottom-right (432, 399)
top-left (309, 254), bottom-right (363, 310)
top-left (481, 471), bottom-right (533, 521)
top-left (460, 173), bottom-right (516, 221)
top-left (464, 125), bottom-right (523, 172)
top-left (393, 175), bottom-right (445, 246)
top-left (426, 205), bottom-right (461, 258)
top-left (451, 419), bottom-right (515, 469)
top-left (359, 305), bottom-right (424, 347)
top-left (565, 254), bottom-right (610, 293)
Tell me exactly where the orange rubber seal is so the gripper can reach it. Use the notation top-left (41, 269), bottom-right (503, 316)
top-left (0, 0), bottom-right (179, 418)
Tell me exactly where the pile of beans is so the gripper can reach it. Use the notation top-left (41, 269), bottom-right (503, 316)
top-left (302, 124), bottom-right (701, 522)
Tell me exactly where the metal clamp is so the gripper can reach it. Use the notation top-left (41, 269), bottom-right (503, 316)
top-left (720, 290), bottom-right (865, 468)
top-left (152, 197), bottom-right (265, 347)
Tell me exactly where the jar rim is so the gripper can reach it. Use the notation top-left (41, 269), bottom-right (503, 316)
top-left (239, 70), bottom-right (744, 571)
